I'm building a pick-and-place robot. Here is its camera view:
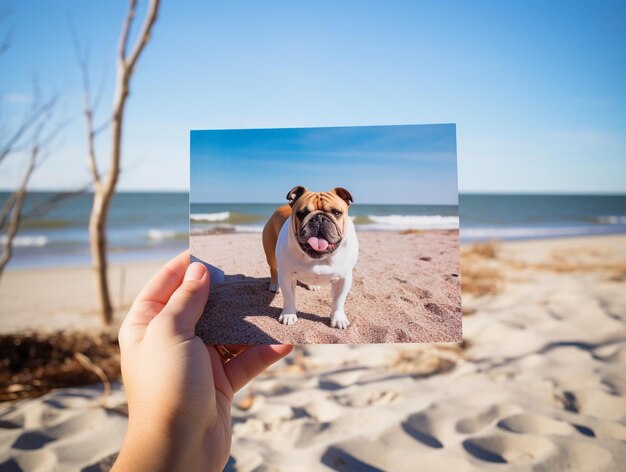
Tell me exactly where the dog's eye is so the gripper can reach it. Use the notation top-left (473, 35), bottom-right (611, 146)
top-left (331, 209), bottom-right (342, 217)
top-left (296, 209), bottom-right (309, 220)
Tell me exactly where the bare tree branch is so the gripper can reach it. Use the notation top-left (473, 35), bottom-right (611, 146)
top-left (125, 0), bottom-right (158, 74)
top-left (0, 120), bottom-right (44, 277)
top-left (20, 185), bottom-right (91, 222)
top-left (118, 0), bottom-right (138, 61)
top-left (80, 0), bottom-right (160, 327)
top-left (0, 96), bottom-right (56, 165)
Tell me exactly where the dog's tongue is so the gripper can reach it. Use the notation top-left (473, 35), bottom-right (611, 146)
top-left (307, 236), bottom-right (329, 252)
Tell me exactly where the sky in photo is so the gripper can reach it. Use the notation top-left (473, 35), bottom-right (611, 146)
top-left (190, 124), bottom-right (458, 204)
top-left (1, 0), bottom-right (624, 194)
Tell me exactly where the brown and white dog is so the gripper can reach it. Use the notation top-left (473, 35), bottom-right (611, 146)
top-left (262, 186), bottom-right (359, 329)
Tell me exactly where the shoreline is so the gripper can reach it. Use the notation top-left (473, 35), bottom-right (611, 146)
top-left (0, 233), bottom-right (624, 337)
top-left (7, 229), bottom-right (626, 271)
top-left (4, 230), bottom-right (624, 270)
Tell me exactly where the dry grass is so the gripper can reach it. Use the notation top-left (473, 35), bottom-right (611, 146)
top-left (391, 344), bottom-right (464, 377)
top-left (608, 262), bottom-right (626, 282)
top-left (460, 241), bottom-right (505, 297)
top-left (505, 252), bottom-right (626, 279)
top-left (461, 240), bottom-right (500, 259)
top-left (461, 262), bottom-right (505, 297)
top-left (0, 331), bottom-right (120, 402)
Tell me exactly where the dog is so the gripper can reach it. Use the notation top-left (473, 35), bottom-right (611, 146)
top-left (262, 186), bottom-right (359, 329)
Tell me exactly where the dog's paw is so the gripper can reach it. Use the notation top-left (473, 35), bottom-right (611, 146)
top-left (279, 313), bottom-right (298, 325)
top-left (269, 283), bottom-right (280, 293)
top-left (331, 312), bottom-right (349, 329)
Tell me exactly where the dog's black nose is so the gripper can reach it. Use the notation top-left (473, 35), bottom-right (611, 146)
top-left (311, 213), bottom-right (329, 224)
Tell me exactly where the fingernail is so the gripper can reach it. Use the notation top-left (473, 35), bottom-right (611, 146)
top-left (185, 262), bottom-right (206, 281)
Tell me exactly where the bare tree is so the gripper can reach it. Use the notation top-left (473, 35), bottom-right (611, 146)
top-left (0, 15), bottom-right (82, 282)
top-left (79, 0), bottom-right (160, 328)
top-left (0, 94), bottom-right (63, 279)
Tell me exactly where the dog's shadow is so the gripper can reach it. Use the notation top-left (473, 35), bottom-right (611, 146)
top-left (192, 256), bottom-right (326, 344)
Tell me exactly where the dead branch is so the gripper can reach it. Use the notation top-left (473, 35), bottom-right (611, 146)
top-left (81, 0), bottom-right (160, 328)
top-left (0, 121), bottom-right (44, 277)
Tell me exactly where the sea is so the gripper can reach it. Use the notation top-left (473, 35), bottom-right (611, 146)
top-left (2, 192), bottom-right (625, 269)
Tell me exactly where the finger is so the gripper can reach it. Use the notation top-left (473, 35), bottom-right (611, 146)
top-left (120, 251), bottom-right (190, 346)
top-left (155, 262), bottom-right (210, 338)
top-left (133, 251), bottom-right (190, 309)
top-left (207, 346), bottom-right (234, 401)
top-left (224, 345), bottom-right (293, 393)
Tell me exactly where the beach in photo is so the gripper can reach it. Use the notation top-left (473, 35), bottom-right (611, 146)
top-left (190, 124), bottom-right (462, 344)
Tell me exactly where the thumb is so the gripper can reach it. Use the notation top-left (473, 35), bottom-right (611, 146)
top-left (157, 262), bottom-right (210, 337)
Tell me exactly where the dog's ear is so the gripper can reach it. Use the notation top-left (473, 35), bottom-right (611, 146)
top-left (332, 187), bottom-right (353, 206)
top-left (287, 186), bottom-right (307, 207)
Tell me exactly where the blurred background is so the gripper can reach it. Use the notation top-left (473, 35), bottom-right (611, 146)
top-left (1, 1), bottom-right (625, 471)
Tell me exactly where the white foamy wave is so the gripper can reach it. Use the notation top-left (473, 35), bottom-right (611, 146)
top-left (365, 215), bottom-right (459, 230)
top-left (233, 225), bottom-right (264, 233)
top-left (0, 235), bottom-right (48, 247)
top-left (597, 215), bottom-right (626, 224)
top-left (147, 229), bottom-right (178, 241)
top-left (190, 224), bottom-right (264, 235)
top-left (190, 212), bottom-right (230, 222)
top-left (461, 226), bottom-right (602, 240)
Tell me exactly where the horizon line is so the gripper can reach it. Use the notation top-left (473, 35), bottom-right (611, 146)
top-left (3, 189), bottom-right (625, 198)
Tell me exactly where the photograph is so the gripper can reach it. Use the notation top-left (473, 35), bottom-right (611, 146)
top-left (190, 124), bottom-right (462, 344)
top-left (2, 2), bottom-right (624, 470)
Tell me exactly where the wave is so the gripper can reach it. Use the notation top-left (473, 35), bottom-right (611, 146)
top-left (190, 211), bottom-right (230, 222)
top-left (191, 224), bottom-right (265, 235)
top-left (357, 214), bottom-right (459, 230)
top-left (190, 212), bottom-right (264, 224)
top-left (596, 215), bottom-right (626, 224)
top-left (461, 225), bottom-right (616, 240)
top-left (0, 235), bottom-right (48, 247)
top-left (147, 229), bottom-right (189, 242)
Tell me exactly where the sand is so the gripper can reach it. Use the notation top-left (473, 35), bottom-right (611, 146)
top-left (0, 261), bottom-right (164, 334)
top-left (192, 230), bottom-right (462, 344)
top-left (1, 234), bottom-right (626, 471)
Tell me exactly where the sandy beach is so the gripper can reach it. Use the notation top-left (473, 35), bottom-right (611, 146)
top-left (193, 230), bottom-right (462, 344)
top-left (1, 234), bottom-right (625, 471)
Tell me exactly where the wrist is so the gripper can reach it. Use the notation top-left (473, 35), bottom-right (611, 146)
top-left (113, 415), bottom-right (205, 472)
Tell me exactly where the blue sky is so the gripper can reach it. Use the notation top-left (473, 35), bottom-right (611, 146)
top-left (1, 1), bottom-right (625, 194)
top-left (190, 124), bottom-right (458, 204)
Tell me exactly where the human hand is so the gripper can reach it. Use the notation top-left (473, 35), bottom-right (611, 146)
top-left (113, 252), bottom-right (293, 471)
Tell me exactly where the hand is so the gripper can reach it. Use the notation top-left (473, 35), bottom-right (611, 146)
top-left (113, 251), bottom-right (293, 471)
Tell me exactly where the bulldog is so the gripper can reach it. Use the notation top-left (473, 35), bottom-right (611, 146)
top-left (262, 186), bottom-right (359, 329)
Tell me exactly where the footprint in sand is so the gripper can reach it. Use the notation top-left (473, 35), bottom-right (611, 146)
top-left (333, 389), bottom-right (399, 408)
top-left (403, 285), bottom-right (432, 300)
top-left (560, 389), bottom-right (626, 421)
top-left (456, 403), bottom-right (523, 434)
top-left (535, 440), bottom-right (615, 471)
top-left (402, 412), bottom-right (444, 448)
top-left (423, 302), bottom-right (446, 321)
top-left (0, 448), bottom-right (58, 471)
top-left (462, 434), bottom-right (556, 465)
top-left (497, 413), bottom-right (575, 435)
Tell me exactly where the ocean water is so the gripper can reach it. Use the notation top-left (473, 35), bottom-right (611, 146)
top-left (459, 194), bottom-right (626, 242)
top-left (0, 192), bottom-right (189, 268)
top-left (190, 203), bottom-right (459, 234)
top-left (1, 192), bottom-right (624, 268)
